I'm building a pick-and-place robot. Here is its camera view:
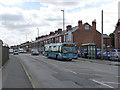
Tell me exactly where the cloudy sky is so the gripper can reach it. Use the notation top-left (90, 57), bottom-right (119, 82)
top-left (0, 0), bottom-right (119, 46)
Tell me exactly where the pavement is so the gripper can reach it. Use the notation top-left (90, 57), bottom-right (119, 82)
top-left (76, 57), bottom-right (120, 66)
top-left (2, 55), bottom-right (33, 88)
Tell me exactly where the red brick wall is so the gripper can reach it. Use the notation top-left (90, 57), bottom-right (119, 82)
top-left (73, 23), bottom-right (101, 48)
top-left (115, 26), bottom-right (120, 49)
top-left (73, 21), bottom-right (111, 49)
top-left (103, 38), bottom-right (111, 48)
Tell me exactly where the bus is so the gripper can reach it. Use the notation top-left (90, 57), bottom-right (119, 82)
top-left (43, 43), bottom-right (78, 60)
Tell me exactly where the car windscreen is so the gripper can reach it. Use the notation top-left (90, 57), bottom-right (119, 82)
top-left (33, 50), bottom-right (38, 53)
top-left (117, 50), bottom-right (120, 55)
top-left (117, 50), bottom-right (120, 52)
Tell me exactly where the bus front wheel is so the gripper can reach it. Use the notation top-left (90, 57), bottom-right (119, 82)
top-left (56, 55), bottom-right (58, 60)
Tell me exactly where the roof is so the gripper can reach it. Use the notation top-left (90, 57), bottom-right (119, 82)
top-left (103, 34), bottom-right (111, 39)
top-left (114, 25), bottom-right (120, 33)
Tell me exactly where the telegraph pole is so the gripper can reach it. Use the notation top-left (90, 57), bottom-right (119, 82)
top-left (101, 10), bottom-right (103, 60)
top-left (26, 34), bottom-right (27, 42)
top-left (37, 28), bottom-right (39, 37)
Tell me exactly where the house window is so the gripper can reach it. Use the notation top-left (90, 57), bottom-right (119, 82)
top-left (85, 25), bottom-right (89, 30)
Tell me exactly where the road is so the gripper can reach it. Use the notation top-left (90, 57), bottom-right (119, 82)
top-left (14, 54), bottom-right (119, 89)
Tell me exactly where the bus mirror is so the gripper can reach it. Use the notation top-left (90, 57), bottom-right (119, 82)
top-left (60, 49), bottom-right (61, 53)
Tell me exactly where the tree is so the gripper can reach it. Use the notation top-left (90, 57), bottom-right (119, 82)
top-left (109, 33), bottom-right (114, 48)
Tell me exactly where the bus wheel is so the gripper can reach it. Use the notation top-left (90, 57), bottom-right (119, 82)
top-left (69, 59), bottom-right (72, 61)
top-left (56, 55), bottom-right (58, 60)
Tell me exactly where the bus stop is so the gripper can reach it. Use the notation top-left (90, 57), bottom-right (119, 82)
top-left (80, 43), bottom-right (97, 59)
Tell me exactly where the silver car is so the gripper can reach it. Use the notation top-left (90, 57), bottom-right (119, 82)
top-left (110, 49), bottom-right (120, 61)
top-left (13, 50), bottom-right (19, 55)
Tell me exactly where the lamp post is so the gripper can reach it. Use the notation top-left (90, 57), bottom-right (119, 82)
top-left (37, 28), bottom-right (39, 52)
top-left (61, 10), bottom-right (65, 42)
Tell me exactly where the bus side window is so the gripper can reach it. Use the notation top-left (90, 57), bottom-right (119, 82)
top-left (58, 46), bottom-right (60, 53)
top-left (53, 46), bottom-right (56, 52)
top-left (49, 46), bottom-right (51, 52)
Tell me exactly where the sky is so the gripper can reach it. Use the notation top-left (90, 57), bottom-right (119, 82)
top-left (0, 0), bottom-right (119, 46)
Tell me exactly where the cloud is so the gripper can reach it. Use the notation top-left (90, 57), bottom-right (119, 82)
top-left (0, 0), bottom-right (23, 6)
top-left (1, 13), bottom-right (24, 22)
top-left (0, 0), bottom-right (119, 46)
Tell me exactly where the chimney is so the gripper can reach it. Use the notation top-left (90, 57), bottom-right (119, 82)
top-left (55, 30), bottom-right (58, 34)
top-left (58, 28), bottom-right (62, 34)
top-left (78, 20), bottom-right (82, 27)
top-left (45, 35), bottom-right (48, 37)
top-left (92, 19), bottom-right (96, 30)
top-left (49, 32), bottom-right (54, 35)
top-left (66, 25), bottom-right (72, 31)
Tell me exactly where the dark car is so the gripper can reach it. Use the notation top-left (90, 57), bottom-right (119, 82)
top-left (31, 49), bottom-right (39, 55)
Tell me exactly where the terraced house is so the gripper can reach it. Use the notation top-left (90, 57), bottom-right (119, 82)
top-left (23, 20), bottom-right (111, 52)
top-left (12, 20), bottom-right (111, 52)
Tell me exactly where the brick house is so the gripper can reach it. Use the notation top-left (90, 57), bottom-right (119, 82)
top-left (72, 20), bottom-right (111, 49)
top-left (114, 25), bottom-right (120, 49)
top-left (17, 20), bottom-right (111, 51)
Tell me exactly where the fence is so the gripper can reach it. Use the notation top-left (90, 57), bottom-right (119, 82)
top-left (0, 40), bottom-right (9, 68)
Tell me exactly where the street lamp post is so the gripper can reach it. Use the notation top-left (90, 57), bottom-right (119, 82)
top-left (37, 28), bottom-right (39, 52)
top-left (61, 10), bottom-right (65, 42)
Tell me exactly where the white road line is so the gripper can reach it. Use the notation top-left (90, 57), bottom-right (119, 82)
top-left (64, 69), bottom-right (77, 74)
top-left (101, 82), bottom-right (120, 85)
top-left (91, 79), bottom-right (115, 88)
top-left (19, 60), bottom-right (35, 88)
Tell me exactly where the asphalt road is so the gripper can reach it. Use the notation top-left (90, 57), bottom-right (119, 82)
top-left (14, 54), bottom-right (119, 89)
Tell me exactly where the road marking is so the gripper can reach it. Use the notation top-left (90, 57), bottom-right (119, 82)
top-left (91, 79), bottom-right (115, 88)
top-left (64, 69), bottom-right (77, 74)
top-left (101, 82), bottom-right (120, 85)
top-left (19, 60), bottom-right (35, 88)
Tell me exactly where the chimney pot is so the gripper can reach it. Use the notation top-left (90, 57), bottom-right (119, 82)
top-left (78, 20), bottom-right (82, 27)
top-left (92, 19), bottom-right (96, 30)
top-left (66, 25), bottom-right (72, 31)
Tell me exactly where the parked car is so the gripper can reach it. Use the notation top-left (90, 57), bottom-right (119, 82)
top-left (110, 49), bottom-right (120, 61)
top-left (13, 50), bottom-right (19, 55)
top-left (82, 49), bottom-right (88, 58)
top-left (103, 51), bottom-right (111, 60)
top-left (96, 49), bottom-right (101, 59)
top-left (31, 49), bottom-right (39, 55)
